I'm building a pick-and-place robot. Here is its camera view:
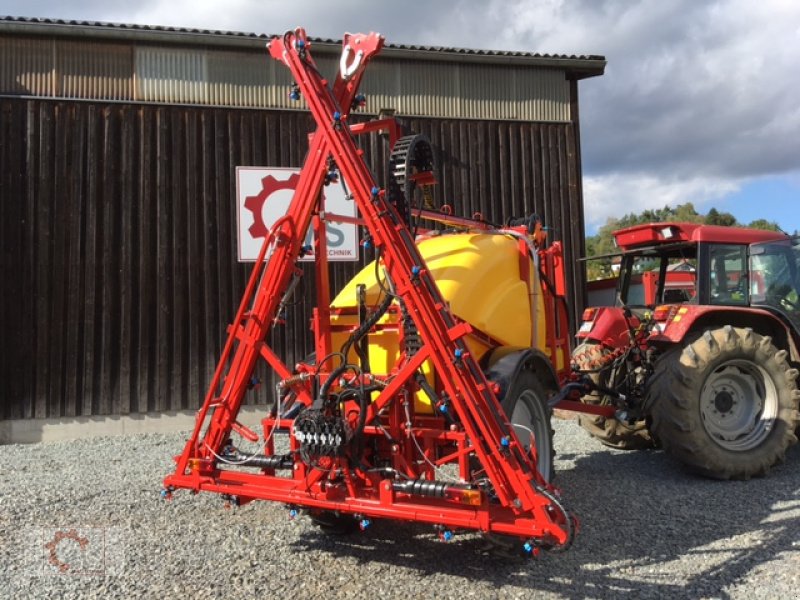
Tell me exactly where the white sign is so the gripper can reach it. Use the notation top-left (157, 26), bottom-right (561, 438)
top-left (235, 167), bottom-right (359, 262)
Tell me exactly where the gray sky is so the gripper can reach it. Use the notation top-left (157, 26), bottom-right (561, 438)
top-left (7, 0), bottom-right (800, 231)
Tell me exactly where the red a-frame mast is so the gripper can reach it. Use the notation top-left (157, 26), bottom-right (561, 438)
top-left (164, 28), bottom-right (574, 552)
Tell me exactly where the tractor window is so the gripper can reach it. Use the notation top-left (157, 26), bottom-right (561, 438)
top-left (707, 245), bottom-right (748, 305)
top-left (750, 239), bottom-right (800, 323)
top-left (623, 255), bottom-right (661, 305)
top-left (661, 258), bottom-right (696, 304)
top-left (620, 254), bottom-right (696, 306)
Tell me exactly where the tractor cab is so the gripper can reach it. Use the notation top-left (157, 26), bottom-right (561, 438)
top-left (578, 222), bottom-right (797, 347)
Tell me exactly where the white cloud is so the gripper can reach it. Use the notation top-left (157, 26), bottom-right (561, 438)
top-left (477, 0), bottom-right (800, 180)
top-left (583, 172), bottom-right (740, 231)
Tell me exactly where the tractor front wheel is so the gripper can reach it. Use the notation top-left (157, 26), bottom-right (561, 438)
top-left (649, 326), bottom-right (800, 479)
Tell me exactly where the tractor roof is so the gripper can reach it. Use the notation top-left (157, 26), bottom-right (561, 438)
top-left (613, 222), bottom-right (787, 250)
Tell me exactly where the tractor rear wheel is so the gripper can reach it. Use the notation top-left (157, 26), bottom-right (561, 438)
top-left (572, 342), bottom-right (655, 450)
top-left (648, 326), bottom-right (800, 479)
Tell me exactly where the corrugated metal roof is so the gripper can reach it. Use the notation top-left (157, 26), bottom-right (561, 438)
top-left (0, 17), bottom-right (604, 121)
top-left (0, 16), bottom-right (605, 75)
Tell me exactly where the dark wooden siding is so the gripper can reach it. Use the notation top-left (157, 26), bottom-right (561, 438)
top-left (0, 98), bottom-right (586, 420)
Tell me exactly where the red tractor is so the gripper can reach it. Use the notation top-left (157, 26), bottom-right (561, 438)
top-left (573, 222), bottom-right (800, 479)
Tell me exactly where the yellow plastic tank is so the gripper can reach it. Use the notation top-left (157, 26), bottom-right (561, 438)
top-left (330, 232), bottom-right (548, 411)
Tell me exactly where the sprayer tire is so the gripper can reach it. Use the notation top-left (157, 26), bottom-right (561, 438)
top-left (501, 370), bottom-right (555, 482)
top-left (308, 511), bottom-right (360, 535)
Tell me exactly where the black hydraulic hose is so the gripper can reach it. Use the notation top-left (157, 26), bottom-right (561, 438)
top-left (337, 384), bottom-right (382, 438)
top-left (340, 291), bottom-right (394, 363)
top-left (321, 292), bottom-right (393, 404)
top-left (353, 340), bottom-right (368, 371)
top-left (539, 266), bottom-right (574, 334)
top-left (507, 213), bottom-right (541, 234)
top-left (319, 363), bottom-right (357, 408)
top-left (398, 299), bottom-right (422, 356)
top-left (415, 373), bottom-right (438, 404)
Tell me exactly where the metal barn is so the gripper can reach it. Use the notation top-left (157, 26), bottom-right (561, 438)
top-left (0, 17), bottom-right (605, 422)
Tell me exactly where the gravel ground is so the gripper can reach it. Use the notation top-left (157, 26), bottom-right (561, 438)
top-left (2, 417), bottom-right (799, 599)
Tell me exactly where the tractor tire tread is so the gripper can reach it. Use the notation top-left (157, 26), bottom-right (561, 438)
top-left (648, 326), bottom-right (799, 480)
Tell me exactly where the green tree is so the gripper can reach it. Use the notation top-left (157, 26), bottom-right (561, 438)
top-left (747, 218), bottom-right (781, 232)
top-left (673, 202), bottom-right (703, 223)
top-left (585, 218), bottom-right (619, 280)
top-left (705, 207), bottom-right (738, 226)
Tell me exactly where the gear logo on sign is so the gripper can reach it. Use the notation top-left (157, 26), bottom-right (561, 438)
top-left (235, 167), bottom-right (358, 262)
top-left (243, 173), bottom-right (301, 239)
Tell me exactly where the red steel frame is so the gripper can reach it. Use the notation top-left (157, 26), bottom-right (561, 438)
top-left (163, 29), bottom-right (573, 548)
